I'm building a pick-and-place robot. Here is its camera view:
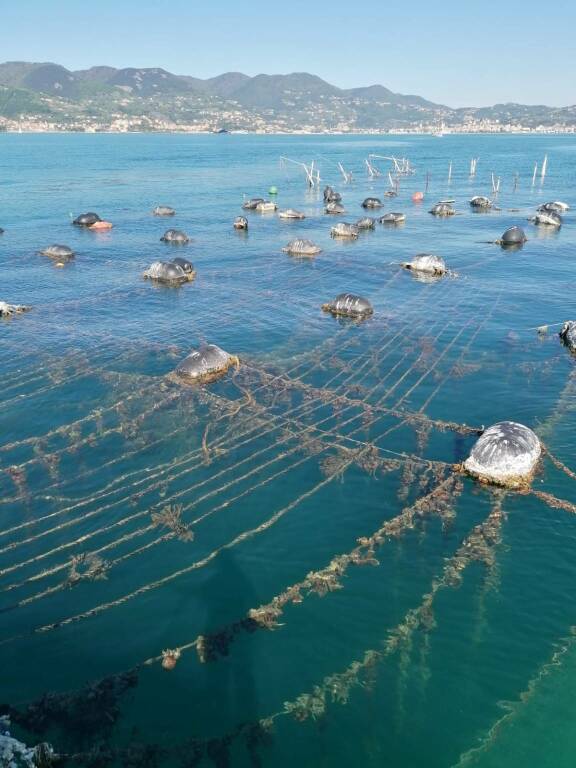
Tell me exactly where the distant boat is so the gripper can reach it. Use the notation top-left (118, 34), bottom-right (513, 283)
top-left (434, 122), bottom-right (444, 137)
top-left (215, 128), bottom-right (230, 134)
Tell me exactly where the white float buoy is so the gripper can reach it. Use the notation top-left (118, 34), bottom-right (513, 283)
top-left (464, 421), bottom-right (541, 487)
top-left (322, 293), bottom-right (373, 319)
top-left (175, 345), bottom-right (239, 383)
top-left (402, 254), bottom-right (447, 276)
top-left (282, 239), bottom-right (322, 256)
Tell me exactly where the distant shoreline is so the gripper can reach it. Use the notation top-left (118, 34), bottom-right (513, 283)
top-left (1, 129), bottom-right (575, 136)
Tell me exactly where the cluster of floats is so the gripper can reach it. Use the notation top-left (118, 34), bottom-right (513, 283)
top-left (0, 187), bottom-right (573, 490)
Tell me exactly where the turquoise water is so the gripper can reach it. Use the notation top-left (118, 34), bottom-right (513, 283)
top-left (1, 133), bottom-right (576, 767)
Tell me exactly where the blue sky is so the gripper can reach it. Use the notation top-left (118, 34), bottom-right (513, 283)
top-left (1, 0), bottom-right (574, 107)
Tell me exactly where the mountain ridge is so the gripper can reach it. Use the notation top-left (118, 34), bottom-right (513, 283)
top-left (0, 61), bottom-right (573, 132)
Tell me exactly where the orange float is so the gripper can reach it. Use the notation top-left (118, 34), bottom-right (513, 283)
top-left (412, 191), bottom-right (424, 203)
top-left (89, 220), bottom-right (113, 230)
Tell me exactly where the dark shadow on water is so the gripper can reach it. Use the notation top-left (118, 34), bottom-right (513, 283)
top-left (194, 548), bottom-right (260, 736)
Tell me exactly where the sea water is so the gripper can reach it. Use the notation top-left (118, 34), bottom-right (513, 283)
top-left (1, 133), bottom-right (576, 767)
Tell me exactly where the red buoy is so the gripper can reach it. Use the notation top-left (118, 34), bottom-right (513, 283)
top-left (412, 191), bottom-right (424, 203)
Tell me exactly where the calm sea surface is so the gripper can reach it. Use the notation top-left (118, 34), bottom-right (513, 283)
top-left (1, 133), bottom-right (576, 767)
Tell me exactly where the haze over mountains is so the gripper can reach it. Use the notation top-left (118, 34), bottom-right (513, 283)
top-left (0, 61), bottom-right (574, 132)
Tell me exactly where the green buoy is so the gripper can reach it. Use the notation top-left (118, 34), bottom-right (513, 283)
top-left (269, 186), bottom-right (278, 195)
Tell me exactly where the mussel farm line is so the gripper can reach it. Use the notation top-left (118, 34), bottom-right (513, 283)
top-left (0, 288), bottom-right (467, 616)
top-left (0, 284), bottom-right (476, 620)
top-left (0, 339), bottom-right (162, 403)
top-left (0, 263), bottom-right (404, 507)
top-left (187, 474), bottom-right (462, 664)
top-left (0, 273), bottom-right (443, 551)
top-left (0, 317), bottom-right (358, 508)
top-left (0, 312), bottom-right (460, 590)
top-left (23, 390), bottom-right (568, 664)
top-left (535, 367), bottom-right (576, 444)
top-left (0, 300), bottom-right (448, 592)
top-left (9, 491), bottom-right (504, 768)
top-left (0, 326), bottom-right (213, 422)
top-left (0, 249), bottom-right (341, 408)
top-left (256, 496), bottom-right (506, 731)
top-left (3, 336), bottom-right (457, 610)
top-left (8, 311), bottom-right (509, 603)
top-left (0, 293), bottom-right (361, 502)
top-left (3, 384), bottom-right (183, 478)
top-left (7, 388), bottom-right (576, 745)
top-left (138, 302), bottom-right (496, 664)
top-left (417, 294), bottom-right (501, 415)
top-left (0, 342), bottom-right (156, 414)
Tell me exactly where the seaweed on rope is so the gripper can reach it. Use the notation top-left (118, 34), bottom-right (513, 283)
top-left (0, 403), bottom-right (448, 615)
top-left (0, 295), bottom-right (379, 505)
top-left (0, 443), bottom-right (369, 644)
top-left (0, 326), bottom-right (477, 630)
top-left (56, 450), bottom-right (576, 683)
top-left (543, 447), bottom-right (576, 482)
top-left (192, 474), bottom-right (461, 663)
top-left (0, 314), bottom-right (471, 634)
top-left (0, 302), bottom-right (470, 611)
top-left (1, 291), bottom-right (487, 631)
top-left (0, 264), bottom-right (414, 472)
top-left (0, 346), bottom-right (326, 507)
top-left (393, 294), bottom-right (501, 503)
top-left (4, 493), bottom-right (506, 768)
top-left (267, 495), bottom-right (506, 728)
top-left (0, 374), bottom-right (176, 455)
top-left (0, 272), bottom-right (432, 500)
top-left (0, 338), bottom-right (171, 415)
top-left (9, 336), bottom-right (516, 616)
top-left (536, 368), bottom-right (576, 443)
top-left (3, 385), bottom-right (185, 478)
top-left (0, 285), bottom-right (457, 561)
top-left (1, 320), bottom-right (412, 551)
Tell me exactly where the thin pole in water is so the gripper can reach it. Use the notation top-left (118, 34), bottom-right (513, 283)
top-left (279, 156), bottom-right (319, 187)
top-left (491, 173), bottom-right (501, 195)
top-left (338, 162), bottom-right (352, 183)
top-left (541, 154), bottom-right (548, 181)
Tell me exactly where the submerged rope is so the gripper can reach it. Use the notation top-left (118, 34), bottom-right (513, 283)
top-left (1, 296), bottom-right (466, 604)
top-left (0, 300), bottom-right (470, 636)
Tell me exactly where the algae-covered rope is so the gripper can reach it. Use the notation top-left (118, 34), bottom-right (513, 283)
top-left (0, 281), bottom-right (447, 565)
top-left (1, 302), bottom-right (455, 601)
top-left (1, 290), bottom-right (462, 584)
top-left (1, 311), bottom-right (466, 634)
